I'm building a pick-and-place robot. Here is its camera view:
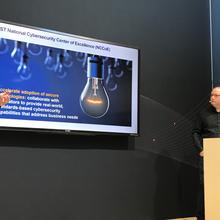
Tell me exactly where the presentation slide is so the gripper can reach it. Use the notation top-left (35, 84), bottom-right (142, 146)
top-left (0, 20), bottom-right (139, 134)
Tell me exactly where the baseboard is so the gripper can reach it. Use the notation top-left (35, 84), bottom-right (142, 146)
top-left (166, 217), bottom-right (197, 220)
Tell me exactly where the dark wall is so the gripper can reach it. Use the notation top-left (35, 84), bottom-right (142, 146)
top-left (0, 0), bottom-right (211, 219)
top-left (210, 0), bottom-right (220, 86)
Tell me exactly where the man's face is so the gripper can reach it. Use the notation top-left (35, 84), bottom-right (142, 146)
top-left (210, 87), bottom-right (220, 108)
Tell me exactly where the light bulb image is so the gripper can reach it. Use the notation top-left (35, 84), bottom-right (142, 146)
top-left (17, 54), bottom-right (32, 80)
top-left (54, 53), bottom-right (67, 79)
top-left (80, 56), bottom-right (109, 118)
top-left (63, 50), bottom-right (73, 68)
top-left (106, 64), bottom-right (118, 91)
top-left (114, 58), bottom-right (124, 78)
top-left (27, 43), bottom-right (42, 56)
top-left (0, 38), bottom-right (9, 54)
top-left (75, 52), bottom-right (85, 62)
top-left (82, 53), bottom-right (88, 73)
top-left (44, 48), bottom-right (56, 70)
top-left (75, 52), bottom-right (88, 72)
top-left (102, 56), bottom-right (109, 64)
top-left (11, 41), bottom-right (23, 64)
top-left (126, 60), bottom-right (132, 72)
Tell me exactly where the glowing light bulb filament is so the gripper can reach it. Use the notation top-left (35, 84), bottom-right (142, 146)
top-left (86, 98), bottom-right (103, 105)
top-left (92, 78), bottom-right (99, 96)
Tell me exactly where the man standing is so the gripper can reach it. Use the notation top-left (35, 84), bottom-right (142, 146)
top-left (193, 86), bottom-right (220, 220)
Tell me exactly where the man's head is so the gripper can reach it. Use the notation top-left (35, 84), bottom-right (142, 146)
top-left (210, 86), bottom-right (220, 111)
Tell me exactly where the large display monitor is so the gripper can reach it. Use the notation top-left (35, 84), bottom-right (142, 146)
top-left (0, 20), bottom-right (139, 135)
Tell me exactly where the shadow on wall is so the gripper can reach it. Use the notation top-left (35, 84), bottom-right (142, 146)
top-left (153, 150), bottom-right (199, 220)
top-left (135, 95), bottom-right (200, 167)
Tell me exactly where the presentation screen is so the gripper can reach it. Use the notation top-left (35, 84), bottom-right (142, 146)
top-left (0, 20), bottom-right (139, 135)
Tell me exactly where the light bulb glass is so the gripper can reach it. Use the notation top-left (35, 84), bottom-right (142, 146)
top-left (114, 58), bottom-right (124, 78)
top-left (17, 54), bottom-right (31, 80)
top-left (106, 64), bottom-right (118, 91)
top-left (80, 56), bottom-right (109, 118)
top-left (126, 60), bottom-right (132, 71)
top-left (82, 54), bottom-right (88, 73)
top-left (63, 50), bottom-right (73, 68)
top-left (11, 41), bottom-right (23, 64)
top-left (0, 38), bottom-right (9, 54)
top-left (44, 48), bottom-right (56, 70)
top-left (54, 53), bottom-right (67, 79)
top-left (27, 43), bottom-right (42, 56)
top-left (75, 52), bottom-right (85, 62)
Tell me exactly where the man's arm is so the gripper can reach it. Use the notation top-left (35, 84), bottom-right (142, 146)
top-left (192, 114), bottom-right (203, 156)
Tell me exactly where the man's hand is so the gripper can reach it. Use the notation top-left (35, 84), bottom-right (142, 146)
top-left (200, 150), bottom-right (204, 157)
top-left (0, 91), bottom-right (10, 106)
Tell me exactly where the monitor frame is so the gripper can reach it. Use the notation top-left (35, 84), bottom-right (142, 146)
top-left (0, 19), bottom-right (140, 136)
